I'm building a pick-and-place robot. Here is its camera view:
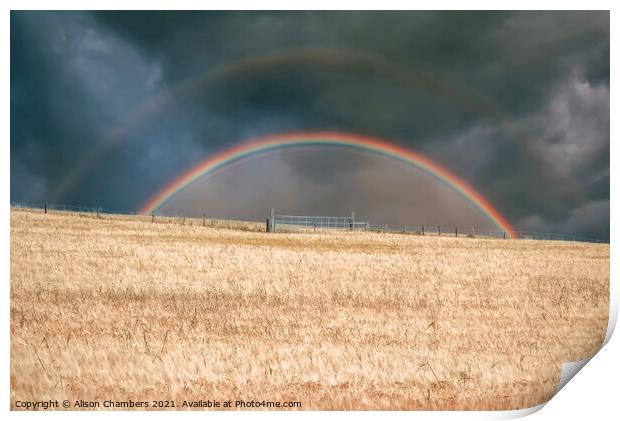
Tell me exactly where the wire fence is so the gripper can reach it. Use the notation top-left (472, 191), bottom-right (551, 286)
top-left (11, 202), bottom-right (138, 216)
top-left (363, 223), bottom-right (603, 243)
top-left (10, 202), bottom-right (606, 243)
top-left (10, 202), bottom-right (200, 224)
top-left (267, 209), bottom-right (604, 243)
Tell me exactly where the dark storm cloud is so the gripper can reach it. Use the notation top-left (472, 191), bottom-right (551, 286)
top-left (10, 11), bottom-right (609, 240)
top-left (11, 11), bottom-right (204, 209)
top-left (11, 12), bottom-right (104, 202)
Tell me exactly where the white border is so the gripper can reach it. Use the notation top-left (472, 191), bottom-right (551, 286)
top-left (3, 2), bottom-right (616, 420)
top-left (1, 0), bottom-right (618, 10)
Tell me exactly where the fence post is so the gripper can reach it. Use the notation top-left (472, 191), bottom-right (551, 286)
top-left (503, 231), bottom-right (506, 240)
top-left (44, 203), bottom-right (47, 214)
top-left (266, 208), bottom-right (275, 233)
top-left (455, 226), bottom-right (458, 237)
top-left (151, 212), bottom-right (155, 223)
top-left (203, 214), bottom-right (206, 226)
top-left (472, 226), bottom-right (475, 238)
top-left (422, 225), bottom-right (424, 235)
top-left (438, 226), bottom-right (441, 236)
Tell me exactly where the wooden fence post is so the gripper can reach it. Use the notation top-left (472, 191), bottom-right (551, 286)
top-left (266, 208), bottom-right (275, 233)
top-left (503, 231), bottom-right (506, 240)
top-left (422, 225), bottom-right (424, 235)
top-left (151, 212), bottom-right (155, 223)
top-left (44, 203), bottom-right (47, 214)
top-left (438, 226), bottom-right (441, 236)
top-left (203, 214), bottom-right (206, 226)
top-left (455, 226), bottom-right (458, 237)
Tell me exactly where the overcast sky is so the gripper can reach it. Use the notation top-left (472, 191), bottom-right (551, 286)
top-left (10, 11), bottom-right (609, 240)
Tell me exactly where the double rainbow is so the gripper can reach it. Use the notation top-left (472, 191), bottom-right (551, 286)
top-left (140, 132), bottom-right (516, 238)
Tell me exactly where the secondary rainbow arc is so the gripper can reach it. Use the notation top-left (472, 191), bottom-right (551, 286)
top-left (140, 132), bottom-right (516, 238)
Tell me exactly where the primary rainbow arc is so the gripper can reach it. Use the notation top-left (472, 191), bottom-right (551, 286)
top-left (140, 132), bottom-right (516, 238)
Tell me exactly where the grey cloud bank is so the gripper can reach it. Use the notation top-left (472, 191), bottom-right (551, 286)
top-left (10, 11), bottom-right (609, 240)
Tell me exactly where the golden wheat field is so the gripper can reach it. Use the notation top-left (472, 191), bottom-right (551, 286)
top-left (10, 208), bottom-right (609, 410)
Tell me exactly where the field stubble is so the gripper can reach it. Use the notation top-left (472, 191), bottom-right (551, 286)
top-left (10, 209), bottom-right (609, 410)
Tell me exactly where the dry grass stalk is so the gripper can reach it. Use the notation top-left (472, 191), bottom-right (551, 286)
top-left (10, 209), bottom-right (609, 410)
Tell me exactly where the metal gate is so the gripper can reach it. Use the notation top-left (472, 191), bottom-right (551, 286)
top-left (266, 209), bottom-right (366, 232)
